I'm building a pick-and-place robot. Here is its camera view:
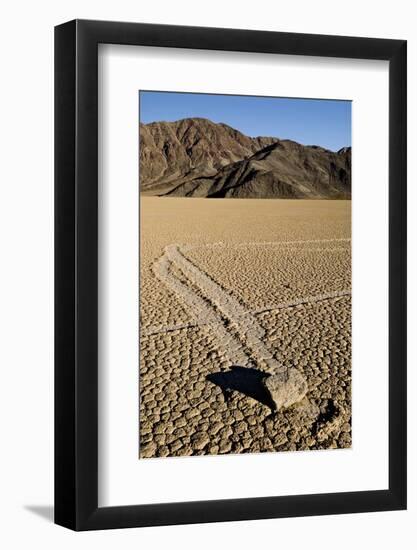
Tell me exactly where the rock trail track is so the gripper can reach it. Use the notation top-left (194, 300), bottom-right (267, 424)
top-left (142, 289), bottom-right (351, 337)
top-left (146, 239), bottom-right (350, 356)
top-left (153, 243), bottom-right (286, 373)
top-left (140, 238), bottom-right (352, 458)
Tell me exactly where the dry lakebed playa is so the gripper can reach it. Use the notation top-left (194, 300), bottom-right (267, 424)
top-left (139, 197), bottom-right (352, 458)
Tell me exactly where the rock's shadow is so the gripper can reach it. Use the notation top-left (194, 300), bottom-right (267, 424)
top-left (207, 366), bottom-right (275, 410)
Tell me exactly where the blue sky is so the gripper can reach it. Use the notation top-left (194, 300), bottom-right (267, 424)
top-left (139, 91), bottom-right (351, 152)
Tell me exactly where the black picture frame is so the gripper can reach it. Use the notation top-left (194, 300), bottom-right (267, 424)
top-left (55, 19), bottom-right (407, 531)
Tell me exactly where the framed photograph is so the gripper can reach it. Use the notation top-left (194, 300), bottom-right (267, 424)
top-left (55, 19), bottom-right (407, 530)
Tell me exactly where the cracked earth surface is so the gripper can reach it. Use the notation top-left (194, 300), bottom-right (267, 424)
top-left (140, 198), bottom-right (351, 458)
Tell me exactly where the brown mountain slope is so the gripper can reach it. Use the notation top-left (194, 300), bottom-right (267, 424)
top-left (139, 118), bottom-right (276, 194)
top-left (140, 118), bottom-right (351, 198)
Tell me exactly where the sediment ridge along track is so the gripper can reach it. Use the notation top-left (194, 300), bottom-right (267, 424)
top-left (149, 239), bottom-right (351, 374)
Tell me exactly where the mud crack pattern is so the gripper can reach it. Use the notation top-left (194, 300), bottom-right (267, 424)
top-left (140, 237), bottom-right (351, 458)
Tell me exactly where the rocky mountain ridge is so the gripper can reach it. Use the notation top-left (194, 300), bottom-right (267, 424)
top-left (140, 117), bottom-right (351, 199)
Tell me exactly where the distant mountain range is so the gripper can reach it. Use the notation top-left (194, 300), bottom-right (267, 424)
top-left (139, 118), bottom-right (351, 199)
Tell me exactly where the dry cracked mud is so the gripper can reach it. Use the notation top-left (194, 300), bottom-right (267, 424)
top-left (140, 197), bottom-right (351, 458)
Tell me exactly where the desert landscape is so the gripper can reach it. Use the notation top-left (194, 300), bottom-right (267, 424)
top-left (139, 112), bottom-right (351, 458)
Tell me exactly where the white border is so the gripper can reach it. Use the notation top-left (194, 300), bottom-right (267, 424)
top-left (98, 44), bottom-right (389, 507)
